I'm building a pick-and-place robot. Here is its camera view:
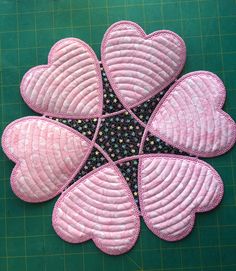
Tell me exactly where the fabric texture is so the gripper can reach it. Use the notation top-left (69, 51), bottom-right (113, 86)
top-left (53, 164), bottom-right (140, 255)
top-left (101, 21), bottom-right (186, 108)
top-left (1, 21), bottom-right (235, 255)
top-left (149, 71), bottom-right (235, 157)
top-left (2, 117), bottom-right (91, 202)
top-left (139, 155), bottom-right (223, 241)
top-left (21, 38), bottom-right (103, 119)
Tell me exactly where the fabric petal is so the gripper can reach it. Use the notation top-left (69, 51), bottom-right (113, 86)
top-left (52, 164), bottom-right (140, 255)
top-left (148, 71), bottom-right (236, 157)
top-left (21, 38), bottom-right (103, 119)
top-left (1, 117), bottom-right (91, 202)
top-left (138, 154), bottom-right (223, 241)
top-left (101, 21), bottom-right (186, 108)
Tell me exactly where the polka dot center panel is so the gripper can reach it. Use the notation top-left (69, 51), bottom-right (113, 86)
top-left (96, 112), bottom-right (144, 160)
top-left (72, 148), bottom-right (108, 182)
top-left (50, 117), bottom-right (98, 141)
top-left (44, 65), bottom-right (190, 208)
top-left (131, 88), bottom-right (167, 123)
top-left (117, 159), bottom-right (139, 208)
top-left (143, 132), bottom-right (189, 155)
top-left (100, 64), bottom-right (124, 114)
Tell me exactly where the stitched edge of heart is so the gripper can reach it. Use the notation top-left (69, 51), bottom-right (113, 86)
top-left (52, 163), bottom-right (140, 255)
top-left (20, 38), bottom-right (103, 119)
top-left (1, 116), bottom-right (93, 202)
top-left (138, 154), bottom-right (224, 241)
top-left (146, 71), bottom-right (236, 157)
top-left (101, 20), bottom-right (186, 109)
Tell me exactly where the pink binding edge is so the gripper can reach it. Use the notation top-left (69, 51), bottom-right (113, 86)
top-left (146, 71), bottom-right (236, 158)
top-left (113, 153), bottom-right (224, 241)
top-left (0, 21), bottom-right (230, 250)
top-left (20, 38), bottom-right (104, 119)
top-left (52, 162), bottom-right (140, 255)
top-left (1, 116), bottom-right (104, 203)
top-left (51, 152), bottom-right (223, 251)
top-left (137, 153), bottom-right (224, 241)
top-left (101, 20), bottom-right (186, 110)
top-left (1, 115), bottom-right (224, 244)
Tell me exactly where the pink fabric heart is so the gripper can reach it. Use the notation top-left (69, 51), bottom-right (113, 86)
top-left (148, 71), bottom-right (236, 157)
top-left (138, 154), bottom-right (223, 241)
top-left (52, 164), bottom-right (140, 255)
top-left (21, 38), bottom-right (103, 119)
top-left (1, 117), bottom-right (91, 202)
top-left (101, 21), bottom-right (186, 108)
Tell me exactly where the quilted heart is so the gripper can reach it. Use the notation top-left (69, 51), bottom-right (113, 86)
top-left (101, 21), bottom-right (186, 108)
top-left (148, 72), bottom-right (236, 157)
top-left (138, 155), bottom-right (223, 241)
top-left (21, 38), bottom-right (103, 119)
top-left (52, 164), bottom-right (140, 255)
top-left (1, 117), bottom-right (91, 202)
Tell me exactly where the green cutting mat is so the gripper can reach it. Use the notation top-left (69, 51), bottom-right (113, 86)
top-left (0, 0), bottom-right (236, 270)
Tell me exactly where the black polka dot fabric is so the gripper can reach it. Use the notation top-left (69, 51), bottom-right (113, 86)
top-left (117, 160), bottom-right (139, 207)
top-left (96, 112), bottom-right (144, 161)
top-left (50, 117), bottom-right (98, 140)
top-left (73, 148), bottom-right (108, 182)
top-left (47, 65), bottom-right (189, 207)
top-left (143, 132), bottom-right (188, 155)
top-left (132, 89), bottom-right (167, 123)
top-left (101, 64), bottom-right (124, 114)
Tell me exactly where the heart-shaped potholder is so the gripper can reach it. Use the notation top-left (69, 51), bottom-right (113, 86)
top-left (21, 38), bottom-right (103, 119)
top-left (139, 155), bottom-right (223, 241)
top-left (148, 72), bottom-right (236, 157)
top-left (52, 164), bottom-right (140, 255)
top-left (1, 117), bottom-right (91, 202)
top-left (101, 21), bottom-right (186, 108)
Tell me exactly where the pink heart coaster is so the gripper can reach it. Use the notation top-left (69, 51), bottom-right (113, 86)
top-left (52, 164), bottom-right (140, 255)
top-left (1, 20), bottom-right (235, 256)
top-left (101, 21), bottom-right (186, 108)
top-left (138, 154), bottom-right (223, 241)
top-left (1, 117), bottom-right (91, 202)
top-left (148, 71), bottom-right (236, 157)
top-left (21, 38), bottom-right (103, 119)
